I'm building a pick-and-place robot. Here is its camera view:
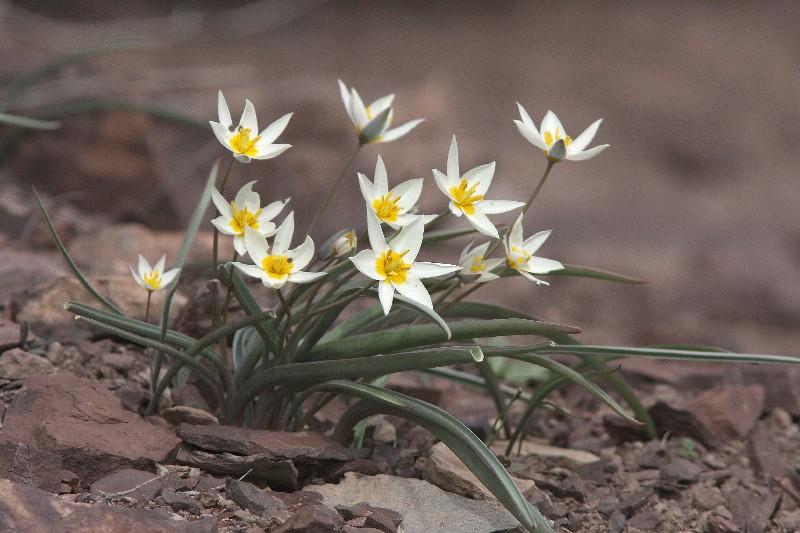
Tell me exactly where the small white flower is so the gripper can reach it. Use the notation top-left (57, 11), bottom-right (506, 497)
top-left (129, 255), bottom-right (180, 292)
top-left (211, 181), bottom-right (289, 257)
top-left (232, 213), bottom-right (325, 289)
top-left (503, 213), bottom-right (564, 285)
top-left (359, 155), bottom-right (432, 229)
top-left (210, 90), bottom-right (293, 163)
top-left (458, 240), bottom-right (503, 283)
top-left (332, 231), bottom-right (357, 257)
top-left (433, 135), bottom-right (524, 238)
top-left (338, 80), bottom-right (424, 143)
top-left (350, 211), bottom-right (460, 315)
top-left (514, 104), bottom-right (609, 162)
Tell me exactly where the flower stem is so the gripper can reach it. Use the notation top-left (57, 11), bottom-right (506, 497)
top-left (212, 158), bottom-right (236, 280)
top-left (305, 142), bottom-right (362, 237)
top-left (221, 251), bottom-right (239, 325)
top-left (521, 159), bottom-right (555, 217)
top-left (144, 290), bottom-right (152, 323)
top-left (275, 288), bottom-right (292, 365)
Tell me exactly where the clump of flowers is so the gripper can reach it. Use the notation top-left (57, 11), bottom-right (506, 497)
top-left (49, 80), bottom-right (797, 533)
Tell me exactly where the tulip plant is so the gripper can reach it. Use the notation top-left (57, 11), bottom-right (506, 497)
top-left (39, 81), bottom-right (800, 533)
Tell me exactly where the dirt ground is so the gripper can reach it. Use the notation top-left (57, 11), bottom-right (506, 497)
top-left (1, 2), bottom-right (800, 532)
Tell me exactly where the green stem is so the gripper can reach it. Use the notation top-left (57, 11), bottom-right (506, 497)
top-left (306, 142), bottom-right (362, 236)
top-left (144, 291), bottom-right (152, 323)
top-left (221, 252), bottom-right (239, 325)
top-left (275, 288), bottom-right (292, 365)
top-left (521, 159), bottom-right (555, 218)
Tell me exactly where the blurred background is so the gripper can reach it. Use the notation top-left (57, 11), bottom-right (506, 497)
top-left (1, 0), bottom-right (799, 354)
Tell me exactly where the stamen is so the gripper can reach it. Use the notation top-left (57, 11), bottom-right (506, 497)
top-left (262, 255), bottom-right (294, 280)
top-left (373, 192), bottom-right (402, 223)
top-left (229, 127), bottom-right (262, 157)
top-left (449, 178), bottom-right (484, 216)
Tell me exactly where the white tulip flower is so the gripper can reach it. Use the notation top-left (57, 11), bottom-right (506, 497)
top-left (359, 155), bottom-right (431, 229)
top-left (338, 80), bottom-right (424, 143)
top-left (503, 213), bottom-right (564, 285)
top-left (514, 104), bottom-right (609, 163)
top-left (458, 240), bottom-right (503, 283)
top-left (129, 255), bottom-right (180, 292)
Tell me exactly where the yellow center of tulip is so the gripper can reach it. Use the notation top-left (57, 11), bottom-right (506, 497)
top-left (229, 127), bottom-right (262, 157)
top-left (376, 249), bottom-right (411, 284)
top-left (508, 246), bottom-right (531, 269)
top-left (470, 256), bottom-right (487, 273)
top-left (449, 178), bottom-right (484, 216)
top-left (143, 269), bottom-right (162, 291)
top-left (261, 255), bottom-right (294, 280)
top-left (543, 128), bottom-right (573, 148)
top-left (373, 192), bottom-right (402, 223)
top-left (229, 201), bottom-right (262, 234)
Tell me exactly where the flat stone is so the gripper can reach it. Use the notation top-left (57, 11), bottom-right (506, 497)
top-left (416, 442), bottom-right (534, 500)
top-left (160, 406), bottom-right (219, 426)
top-left (0, 348), bottom-right (56, 379)
top-left (90, 469), bottom-right (161, 501)
top-left (161, 489), bottom-right (203, 514)
top-left (225, 478), bottom-right (289, 521)
top-left (337, 502), bottom-right (403, 533)
top-left (0, 320), bottom-right (21, 351)
top-left (0, 478), bottom-right (216, 532)
top-left (0, 373), bottom-right (181, 485)
top-left (490, 439), bottom-right (600, 467)
top-left (0, 442), bottom-right (62, 492)
top-left (272, 503), bottom-right (344, 533)
top-left (312, 472), bottom-right (525, 533)
top-left (660, 458), bottom-right (703, 486)
top-left (692, 485), bottom-right (726, 511)
top-left (175, 444), bottom-right (299, 491)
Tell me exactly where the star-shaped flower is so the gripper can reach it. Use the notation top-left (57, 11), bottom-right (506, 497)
top-left (458, 240), bottom-right (503, 283)
top-left (232, 213), bottom-right (325, 289)
top-left (514, 104), bottom-right (609, 162)
top-left (210, 90), bottom-right (293, 163)
top-left (432, 136), bottom-right (524, 238)
top-left (211, 180), bottom-right (289, 256)
top-left (129, 255), bottom-right (180, 292)
top-left (350, 211), bottom-right (460, 314)
top-left (503, 213), bottom-right (564, 285)
top-left (358, 155), bottom-right (431, 229)
top-left (338, 80), bottom-right (424, 144)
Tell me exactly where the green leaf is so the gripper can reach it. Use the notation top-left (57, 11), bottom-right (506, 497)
top-left (309, 318), bottom-right (578, 361)
top-left (540, 344), bottom-right (800, 365)
top-left (546, 264), bottom-right (646, 284)
top-left (422, 226), bottom-right (480, 244)
top-left (0, 113), bottom-right (59, 130)
top-left (33, 187), bottom-right (123, 315)
top-left (312, 380), bottom-right (553, 533)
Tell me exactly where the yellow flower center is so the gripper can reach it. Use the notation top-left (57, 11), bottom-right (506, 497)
top-left (449, 178), bottom-right (484, 216)
top-left (261, 255), bottom-right (294, 280)
top-left (229, 201), bottom-right (262, 234)
top-left (543, 128), bottom-right (573, 148)
top-left (508, 246), bottom-right (531, 269)
top-left (373, 192), bottom-right (402, 223)
top-left (229, 127), bottom-right (262, 157)
top-left (143, 269), bottom-right (162, 291)
top-left (376, 249), bottom-right (412, 284)
top-left (470, 256), bottom-right (487, 273)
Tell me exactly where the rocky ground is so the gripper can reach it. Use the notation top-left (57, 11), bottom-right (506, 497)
top-left (1, 1), bottom-right (800, 532)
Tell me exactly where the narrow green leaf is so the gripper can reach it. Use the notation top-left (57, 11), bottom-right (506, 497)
top-left (309, 318), bottom-right (579, 361)
top-left (539, 345), bottom-right (800, 365)
top-left (33, 187), bottom-right (123, 314)
top-left (0, 113), bottom-right (60, 130)
top-left (546, 264), bottom-right (646, 284)
top-left (422, 226), bottom-right (479, 244)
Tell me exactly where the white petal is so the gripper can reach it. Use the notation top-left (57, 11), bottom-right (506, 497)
top-left (366, 210), bottom-right (387, 253)
top-left (217, 91), bottom-right (232, 129)
top-left (376, 119), bottom-right (424, 143)
top-left (475, 272), bottom-right (500, 283)
top-left (463, 162), bottom-right (495, 195)
top-left (260, 197), bottom-right (289, 222)
top-left (212, 216), bottom-right (237, 236)
top-left (234, 153), bottom-right (252, 164)
top-left (374, 155), bottom-right (388, 194)
top-left (525, 256), bottom-right (564, 274)
top-left (350, 250), bottom-right (384, 281)
top-left (569, 118), bottom-right (602, 152)
top-left (259, 112), bottom-right (292, 144)
top-left (154, 254), bottom-right (167, 275)
top-left (432, 169), bottom-right (452, 197)
top-left (289, 271), bottom-right (326, 284)
top-left (137, 255), bottom-right (150, 277)
top-left (273, 212), bottom-right (295, 254)
top-left (410, 261), bottom-right (461, 279)
top-left (378, 281), bottom-right (395, 315)
top-left (540, 111), bottom-right (564, 140)
top-left (522, 229), bottom-right (552, 255)
top-left (517, 269), bottom-right (549, 286)
top-left (129, 265), bottom-right (144, 287)
top-left (240, 100), bottom-right (258, 132)
top-left (350, 88), bottom-right (369, 127)
top-left (358, 173), bottom-right (376, 205)
top-left (516, 102), bottom-right (538, 132)
top-left (447, 135), bottom-right (459, 179)
top-left (392, 178), bottom-right (424, 211)
top-left (210, 121), bottom-right (232, 150)
top-left (243, 226), bottom-right (269, 264)
top-left (391, 218), bottom-right (424, 261)
top-left (289, 236), bottom-right (315, 270)
top-left (211, 187), bottom-right (233, 218)
top-left (465, 210), bottom-right (499, 238)
top-left (262, 275), bottom-right (288, 289)
top-left (233, 262), bottom-right (265, 280)
top-left (566, 144), bottom-right (609, 161)
top-left (252, 143), bottom-right (292, 160)
top-left (478, 199), bottom-right (525, 214)
top-left (394, 277), bottom-right (432, 309)
top-left (508, 213), bottom-right (524, 249)
top-left (369, 94), bottom-right (395, 114)
top-left (338, 80), bottom-right (354, 122)
top-left (160, 268), bottom-right (181, 287)
top-left (233, 235), bottom-right (247, 256)
top-left (515, 120), bottom-right (548, 151)
top-left (234, 181), bottom-right (259, 211)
